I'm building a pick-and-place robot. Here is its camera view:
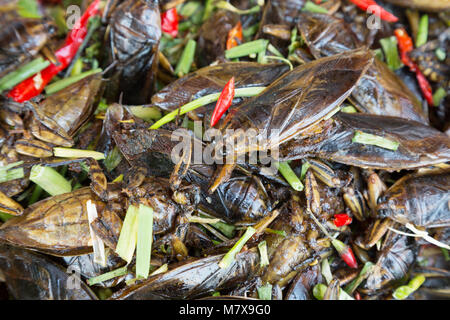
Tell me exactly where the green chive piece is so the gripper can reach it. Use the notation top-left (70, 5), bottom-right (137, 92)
top-left (392, 275), bottom-right (426, 300)
top-left (432, 87), bottom-right (446, 106)
top-left (45, 68), bottom-right (102, 95)
top-left (344, 262), bottom-right (375, 294)
top-left (302, 1), bottom-right (328, 14)
top-left (225, 39), bottom-right (269, 59)
top-left (0, 161), bottom-right (24, 183)
top-left (341, 105), bottom-right (358, 113)
top-left (129, 106), bottom-right (162, 121)
top-left (216, 1), bottom-right (260, 15)
top-left (17, 0), bottom-right (42, 18)
top-left (264, 228), bottom-right (287, 237)
top-left (219, 226), bottom-right (256, 269)
top-left (243, 23), bottom-right (260, 40)
top-left (258, 240), bottom-right (269, 267)
top-left (175, 40), bottom-right (196, 77)
top-left (300, 161), bottom-right (310, 181)
top-left (29, 165), bottom-right (71, 196)
top-left (435, 48), bottom-right (446, 61)
top-left (136, 204), bottom-right (154, 279)
top-left (115, 205), bottom-right (139, 263)
top-left (416, 15), bottom-right (428, 47)
top-left (28, 185), bottom-right (43, 205)
top-left (276, 162), bottom-right (304, 191)
top-left (380, 36), bottom-right (403, 70)
top-left (150, 86), bottom-right (266, 129)
top-left (0, 58), bottom-right (50, 92)
top-left (87, 266), bottom-right (128, 286)
top-left (257, 283), bottom-right (272, 300)
top-left (321, 258), bottom-right (332, 285)
top-left (313, 283), bottom-right (327, 300)
top-left (104, 146), bottom-right (122, 172)
top-left (352, 131), bottom-right (399, 151)
top-left (53, 147), bottom-right (105, 160)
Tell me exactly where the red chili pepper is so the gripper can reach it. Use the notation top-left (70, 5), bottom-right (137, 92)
top-left (161, 8), bottom-right (178, 38)
top-left (226, 21), bottom-right (243, 50)
top-left (355, 291), bottom-right (361, 300)
top-left (333, 213), bottom-right (352, 227)
top-left (394, 28), bottom-right (434, 106)
top-left (210, 77), bottom-right (235, 127)
top-left (332, 239), bottom-right (358, 269)
top-left (348, 0), bottom-right (398, 23)
top-left (7, 0), bottom-right (100, 102)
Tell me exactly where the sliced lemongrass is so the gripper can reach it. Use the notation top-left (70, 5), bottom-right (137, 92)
top-left (174, 39), bottom-right (196, 77)
top-left (219, 227), bottom-right (256, 269)
top-left (87, 266), bottom-right (128, 286)
top-left (416, 14), bottom-right (428, 47)
top-left (258, 240), bottom-right (269, 267)
top-left (302, 1), bottom-right (328, 13)
top-left (86, 200), bottom-right (106, 267)
top-left (0, 58), bottom-right (50, 92)
top-left (216, 1), bottom-right (260, 15)
top-left (344, 261), bottom-right (375, 294)
top-left (29, 165), bottom-right (71, 196)
top-left (188, 215), bottom-right (221, 224)
top-left (45, 68), bottom-right (102, 95)
top-left (257, 283), bottom-right (272, 300)
top-left (115, 205), bottom-right (139, 263)
top-left (276, 161), bottom-right (304, 191)
top-left (341, 105), bottom-right (358, 113)
top-left (380, 36), bottom-right (403, 70)
top-left (53, 147), bottom-right (105, 160)
top-left (352, 131), bottom-right (399, 151)
top-left (321, 258), bottom-right (332, 285)
top-left (262, 55), bottom-right (293, 70)
top-left (129, 106), bottom-right (162, 121)
top-left (136, 204), bottom-right (154, 279)
top-left (393, 275), bottom-right (426, 300)
top-left (104, 146), bottom-right (122, 172)
top-left (432, 87), bottom-right (446, 106)
top-left (150, 263), bottom-right (168, 276)
top-left (112, 174), bottom-right (123, 183)
top-left (149, 86), bottom-right (266, 129)
top-left (225, 39), bottom-right (268, 59)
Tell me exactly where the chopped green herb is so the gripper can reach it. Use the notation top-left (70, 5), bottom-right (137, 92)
top-left (174, 39), bottom-right (196, 77)
top-left (28, 185), bottom-right (43, 205)
top-left (258, 240), bottom-right (269, 267)
top-left (29, 165), bottom-right (71, 196)
top-left (380, 36), bottom-right (403, 70)
top-left (416, 15), bottom-right (428, 47)
top-left (344, 262), bottom-right (375, 294)
top-left (219, 226), bottom-right (256, 269)
top-left (45, 68), bottom-right (102, 95)
top-left (302, 1), bottom-right (328, 14)
top-left (243, 23), bottom-right (260, 40)
top-left (276, 162), bottom-right (304, 191)
top-left (257, 283), bottom-right (272, 300)
top-left (150, 86), bottom-right (265, 129)
top-left (87, 266), bottom-right (128, 286)
top-left (179, 1), bottom-right (202, 17)
top-left (202, 0), bottom-right (214, 21)
top-left (115, 205), bottom-right (139, 263)
top-left (225, 39), bottom-right (269, 59)
top-left (432, 87), bottom-right (446, 106)
top-left (70, 59), bottom-right (84, 77)
top-left (136, 204), bottom-right (154, 279)
top-left (53, 147), bottom-right (105, 160)
top-left (392, 275), bottom-right (426, 300)
top-left (104, 147), bottom-right (122, 172)
top-left (352, 131), bottom-right (399, 151)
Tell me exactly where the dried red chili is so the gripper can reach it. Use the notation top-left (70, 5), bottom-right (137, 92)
top-left (332, 239), bottom-right (358, 269)
top-left (161, 8), bottom-right (178, 38)
top-left (210, 77), bottom-right (235, 127)
top-left (348, 0), bottom-right (398, 23)
top-left (7, 0), bottom-right (100, 102)
top-left (355, 291), bottom-right (361, 300)
top-left (226, 21), bottom-right (243, 50)
top-left (333, 213), bottom-right (352, 227)
top-left (394, 28), bottom-right (434, 106)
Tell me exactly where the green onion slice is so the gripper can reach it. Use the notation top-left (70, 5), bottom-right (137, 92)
top-left (115, 205), bottom-right (139, 263)
top-left (29, 165), bottom-right (72, 196)
top-left (136, 204), bottom-right (154, 279)
top-left (258, 240), bottom-right (269, 267)
top-left (276, 161), bottom-right (304, 191)
top-left (219, 226), bottom-right (256, 269)
top-left (45, 68), bottom-right (102, 95)
top-left (352, 131), bottom-right (399, 151)
top-left (87, 266), bottom-right (128, 286)
top-left (225, 39), bottom-right (268, 59)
